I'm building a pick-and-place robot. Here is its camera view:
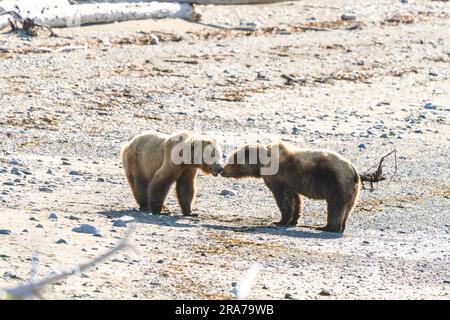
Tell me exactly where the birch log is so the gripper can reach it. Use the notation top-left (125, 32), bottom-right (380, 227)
top-left (1, 1), bottom-right (194, 30)
top-left (69, 0), bottom-right (295, 5)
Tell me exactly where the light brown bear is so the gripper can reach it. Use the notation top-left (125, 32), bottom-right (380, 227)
top-left (121, 131), bottom-right (222, 216)
top-left (221, 142), bottom-right (360, 233)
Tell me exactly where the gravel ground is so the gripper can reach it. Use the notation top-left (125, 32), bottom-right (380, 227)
top-left (0, 0), bottom-right (449, 299)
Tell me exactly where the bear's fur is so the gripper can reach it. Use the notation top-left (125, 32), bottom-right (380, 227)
top-left (221, 142), bottom-right (360, 233)
top-left (121, 131), bottom-right (222, 215)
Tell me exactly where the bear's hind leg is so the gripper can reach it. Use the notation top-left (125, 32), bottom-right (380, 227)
top-left (176, 169), bottom-right (198, 216)
top-left (316, 199), bottom-right (346, 233)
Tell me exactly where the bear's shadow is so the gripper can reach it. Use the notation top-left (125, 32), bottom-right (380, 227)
top-left (98, 209), bottom-right (342, 239)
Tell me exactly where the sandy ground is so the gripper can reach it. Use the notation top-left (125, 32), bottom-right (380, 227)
top-left (0, 0), bottom-right (449, 299)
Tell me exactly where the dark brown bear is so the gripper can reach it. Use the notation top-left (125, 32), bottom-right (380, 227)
top-left (221, 142), bottom-right (360, 233)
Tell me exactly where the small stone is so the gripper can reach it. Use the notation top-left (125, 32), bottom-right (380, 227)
top-left (291, 126), bottom-right (301, 135)
top-left (285, 293), bottom-right (294, 299)
top-left (56, 239), bottom-right (67, 244)
top-left (3, 181), bottom-right (14, 186)
top-left (69, 215), bottom-right (81, 221)
top-left (358, 143), bottom-right (366, 150)
top-left (69, 170), bottom-right (81, 176)
top-left (38, 186), bottom-right (53, 193)
top-left (319, 289), bottom-right (332, 296)
top-left (9, 159), bottom-right (21, 166)
top-left (0, 229), bottom-right (12, 235)
top-left (47, 169), bottom-right (53, 174)
top-left (380, 133), bottom-right (389, 139)
top-left (220, 189), bottom-right (236, 197)
top-left (341, 14), bottom-right (356, 21)
top-left (424, 102), bottom-right (437, 110)
top-left (150, 34), bottom-right (159, 45)
top-left (443, 280), bottom-right (450, 284)
top-left (48, 212), bottom-right (58, 220)
top-left (62, 161), bottom-right (71, 166)
top-left (113, 216), bottom-right (134, 228)
top-left (3, 272), bottom-right (18, 279)
top-left (156, 259), bottom-right (164, 264)
top-left (72, 224), bottom-right (100, 235)
top-left (97, 177), bottom-right (105, 182)
top-left (35, 224), bottom-right (44, 228)
top-left (10, 167), bottom-right (22, 176)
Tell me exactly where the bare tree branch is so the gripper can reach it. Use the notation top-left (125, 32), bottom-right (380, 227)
top-left (1, 224), bottom-right (135, 300)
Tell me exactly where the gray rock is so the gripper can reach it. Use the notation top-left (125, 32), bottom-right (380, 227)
top-left (380, 133), bottom-right (389, 139)
top-left (424, 102), bottom-right (437, 110)
top-left (38, 186), bottom-right (53, 192)
top-left (292, 126), bottom-right (301, 135)
top-left (150, 34), bottom-right (159, 45)
top-left (69, 215), bottom-right (81, 221)
top-left (72, 224), bottom-right (100, 235)
top-left (284, 293), bottom-right (294, 299)
top-left (48, 212), bottom-right (58, 220)
top-left (9, 159), bottom-right (21, 166)
top-left (113, 215), bottom-right (135, 227)
top-left (0, 167), bottom-right (6, 174)
top-left (10, 167), bottom-right (22, 176)
top-left (319, 289), bottom-right (333, 296)
top-left (3, 181), bottom-right (14, 186)
top-left (156, 259), bottom-right (164, 264)
top-left (35, 224), bottom-right (44, 228)
top-left (0, 229), bottom-right (12, 235)
top-left (69, 170), bottom-right (81, 176)
top-left (358, 143), bottom-right (366, 150)
top-left (97, 177), bottom-right (105, 182)
top-left (3, 272), bottom-right (18, 279)
top-left (56, 239), bottom-right (67, 244)
top-left (220, 189), bottom-right (237, 197)
top-left (47, 169), bottom-right (53, 175)
top-left (341, 14), bottom-right (356, 21)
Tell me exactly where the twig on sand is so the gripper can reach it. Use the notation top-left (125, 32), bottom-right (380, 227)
top-left (0, 224), bottom-right (135, 300)
top-left (360, 150), bottom-right (397, 190)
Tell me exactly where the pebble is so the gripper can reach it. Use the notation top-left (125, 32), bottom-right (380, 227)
top-left (72, 224), bottom-right (100, 235)
top-left (380, 133), bottom-right (389, 139)
top-left (319, 289), bottom-right (332, 296)
top-left (56, 239), bottom-right (67, 244)
top-left (47, 169), bottom-right (53, 174)
top-left (220, 189), bottom-right (236, 197)
top-left (35, 224), bottom-right (44, 228)
top-left (3, 181), bottom-right (14, 186)
top-left (0, 229), bottom-right (12, 235)
top-left (150, 34), bottom-right (159, 45)
top-left (341, 14), bottom-right (356, 21)
top-left (156, 259), bottom-right (164, 264)
top-left (113, 215), bottom-right (135, 227)
top-left (284, 293), bottom-right (294, 299)
top-left (10, 167), bottom-right (22, 176)
top-left (38, 186), bottom-right (53, 193)
top-left (291, 126), bottom-right (301, 135)
top-left (9, 159), bottom-right (21, 166)
top-left (3, 272), bottom-right (18, 279)
top-left (97, 177), bottom-right (105, 182)
top-left (424, 102), bottom-right (437, 110)
top-left (48, 212), bottom-right (58, 220)
top-left (69, 215), bottom-right (81, 221)
top-left (358, 143), bottom-right (366, 150)
top-left (69, 170), bottom-right (81, 176)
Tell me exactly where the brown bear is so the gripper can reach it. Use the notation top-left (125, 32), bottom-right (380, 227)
top-left (121, 131), bottom-right (222, 216)
top-left (221, 142), bottom-right (360, 233)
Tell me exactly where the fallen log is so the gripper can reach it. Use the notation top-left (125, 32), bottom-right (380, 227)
top-left (69, 0), bottom-right (297, 5)
top-left (1, 1), bottom-right (195, 30)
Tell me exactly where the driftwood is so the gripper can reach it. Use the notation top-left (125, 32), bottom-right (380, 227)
top-left (360, 150), bottom-right (397, 190)
top-left (0, 11), bottom-right (55, 36)
top-left (0, 225), bottom-right (135, 300)
top-left (69, 0), bottom-right (297, 5)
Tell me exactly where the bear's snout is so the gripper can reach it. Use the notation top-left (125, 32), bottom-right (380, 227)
top-left (210, 163), bottom-right (223, 177)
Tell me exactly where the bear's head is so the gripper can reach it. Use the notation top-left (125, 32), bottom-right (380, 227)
top-left (169, 132), bottom-right (222, 176)
top-left (196, 138), bottom-right (223, 177)
top-left (221, 144), bottom-right (264, 178)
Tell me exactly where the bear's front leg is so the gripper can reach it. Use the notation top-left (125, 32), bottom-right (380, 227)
top-left (265, 178), bottom-right (294, 227)
top-left (176, 169), bottom-right (198, 216)
top-left (148, 171), bottom-right (175, 215)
